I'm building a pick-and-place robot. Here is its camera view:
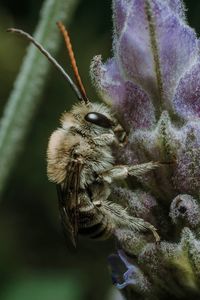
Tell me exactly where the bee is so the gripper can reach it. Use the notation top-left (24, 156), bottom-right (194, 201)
top-left (8, 22), bottom-right (160, 247)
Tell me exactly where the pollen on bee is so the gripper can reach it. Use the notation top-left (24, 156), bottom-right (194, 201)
top-left (60, 112), bottom-right (77, 130)
top-left (47, 129), bottom-right (67, 183)
top-left (47, 130), bottom-right (64, 156)
top-left (47, 127), bottom-right (82, 184)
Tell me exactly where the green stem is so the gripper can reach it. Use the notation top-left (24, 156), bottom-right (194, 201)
top-left (145, 0), bottom-right (164, 119)
top-left (0, 0), bottom-right (80, 197)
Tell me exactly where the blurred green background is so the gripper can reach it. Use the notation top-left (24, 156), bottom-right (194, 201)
top-left (0, 0), bottom-right (199, 299)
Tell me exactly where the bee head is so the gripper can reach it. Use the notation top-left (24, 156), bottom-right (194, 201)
top-left (69, 102), bottom-right (116, 133)
top-left (60, 102), bottom-right (126, 144)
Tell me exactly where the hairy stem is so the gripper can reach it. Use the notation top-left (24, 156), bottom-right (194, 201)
top-left (0, 0), bottom-right (80, 197)
top-left (145, 0), bottom-right (164, 119)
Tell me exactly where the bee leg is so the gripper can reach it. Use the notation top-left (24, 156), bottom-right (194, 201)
top-left (100, 162), bottom-right (160, 183)
top-left (98, 200), bottom-right (160, 242)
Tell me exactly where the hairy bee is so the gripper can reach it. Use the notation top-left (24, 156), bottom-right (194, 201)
top-left (8, 22), bottom-right (160, 247)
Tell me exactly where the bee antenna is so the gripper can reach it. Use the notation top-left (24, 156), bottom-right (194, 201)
top-left (57, 22), bottom-right (89, 104)
top-left (7, 27), bottom-right (84, 102)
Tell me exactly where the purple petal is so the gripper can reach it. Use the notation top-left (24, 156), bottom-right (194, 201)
top-left (90, 56), bottom-right (155, 130)
top-left (90, 56), bottom-right (125, 105)
top-left (166, 0), bottom-right (186, 20)
top-left (116, 81), bottom-right (156, 130)
top-left (116, 0), bottom-right (198, 111)
top-left (108, 253), bottom-right (127, 287)
top-left (173, 62), bottom-right (200, 119)
top-left (108, 250), bottom-right (139, 289)
top-left (158, 11), bottom-right (198, 107)
top-left (113, 0), bottom-right (130, 36)
top-left (117, 0), bottom-right (157, 98)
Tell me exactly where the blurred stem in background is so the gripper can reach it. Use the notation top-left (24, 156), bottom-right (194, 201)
top-left (0, 0), bottom-right (80, 198)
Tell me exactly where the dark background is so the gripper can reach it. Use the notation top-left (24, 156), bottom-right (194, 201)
top-left (0, 1), bottom-right (199, 299)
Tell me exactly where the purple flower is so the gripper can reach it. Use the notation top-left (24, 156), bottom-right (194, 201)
top-left (91, 0), bottom-right (199, 126)
top-left (91, 0), bottom-right (200, 298)
top-left (108, 250), bottom-right (138, 289)
top-left (91, 0), bottom-right (200, 201)
top-left (108, 250), bottom-right (150, 294)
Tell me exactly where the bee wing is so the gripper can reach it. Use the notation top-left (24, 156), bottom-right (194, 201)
top-left (57, 159), bottom-right (83, 248)
top-left (56, 184), bottom-right (75, 248)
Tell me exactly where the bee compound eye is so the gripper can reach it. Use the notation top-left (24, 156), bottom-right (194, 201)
top-left (85, 112), bottom-right (113, 128)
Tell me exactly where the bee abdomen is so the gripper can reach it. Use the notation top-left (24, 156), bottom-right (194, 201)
top-left (78, 207), bottom-right (112, 240)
